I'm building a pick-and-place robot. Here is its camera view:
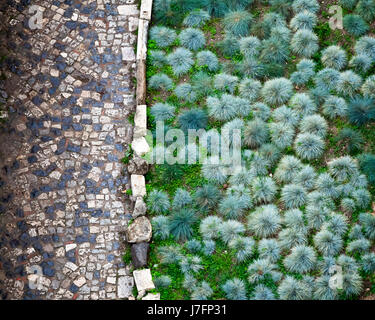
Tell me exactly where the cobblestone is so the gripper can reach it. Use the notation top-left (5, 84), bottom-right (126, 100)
top-left (0, 0), bottom-right (138, 300)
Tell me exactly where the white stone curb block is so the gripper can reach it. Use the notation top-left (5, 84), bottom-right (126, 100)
top-left (133, 269), bottom-right (155, 291)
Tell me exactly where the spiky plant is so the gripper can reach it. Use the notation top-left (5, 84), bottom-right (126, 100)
top-left (243, 119), bottom-right (269, 149)
top-left (191, 281), bottom-right (213, 300)
top-left (292, 58), bottom-right (316, 84)
top-left (152, 0), bottom-right (174, 25)
top-left (270, 0), bottom-right (293, 17)
top-left (149, 50), bottom-right (166, 68)
top-left (154, 275), bottom-right (172, 289)
top-left (147, 190), bottom-right (170, 214)
top-left (354, 36), bottom-right (375, 57)
top-left (259, 37), bottom-right (290, 64)
top-left (347, 96), bottom-right (375, 125)
top-left (294, 133), bottom-right (324, 160)
top-left (283, 208), bottom-right (305, 229)
top-left (321, 46), bottom-right (347, 70)
top-left (355, 0), bottom-right (375, 22)
top-left (179, 28), bottom-right (205, 51)
top-left (336, 70), bottom-right (363, 97)
top-left (239, 78), bottom-right (261, 101)
top-left (341, 197), bottom-right (357, 215)
top-left (221, 278), bottom-right (247, 300)
top-left (328, 156), bottom-right (358, 182)
top-left (279, 227), bottom-right (308, 250)
top-left (314, 228), bottom-right (343, 256)
top-left (358, 153), bottom-right (375, 185)
top-left (338, 254), bottom-right (360, 273)
top-left (169, 208), bottom-right (197, 241)
top-left (200, 216), bottom-right (223, 240)
top-left (201, 156), bottom-right (228, 184)
top-left (362, 75), bottom-right (375, 98)
top-left (269, 123), bottom-right (295, 150)
top-left (250, 153), bottom-right (271, 176)
top-left (313, 275), bottom-right (339, 300)
top-left (150, 103), bottom-right (175, 121)
top-left (349, 224), bottom-right (364, 240)
top-left (194, 185), bottom-right (221, 213)
top-left (259, 12), bottom-right (287, 38)
top-left (197, 50), bottom-right (219, 72)
top-left (182, 273), bottom-right (197, 292)
top-left (324, 213), bottom-right (349, 236)
top-left (278, 276), bottom-right (312, 300)
top-left (259, 143), bottom-right (281, 166)
top-left (183, 9), bottom-right (210, 27)
top-left (293, 165), bottom-right (317, 190)
top-left (247, 204), bottom-right (281, 238)
top-left (290, 10), bottom-right (317, 31)
top-left (290, 93), bottom-right (317, 117)
top-left (237, 57), bottom-right (264, 79)
top-left (251, 176), bottom-right (277, 204)
top-left (361, 253), bottom-right (375, 273)
top-left (172, 188), bottom-right (192, 210)
top-left (272, 105), bottom-right (300, 127)
top-left (218, 35), bottom-right (240, 57)
top-left (178, 109), bottom-right (208, 131)
top-left (252, 284), bottom-right (275, 300)
top-left (223, 10), bottom-right (253, 36)
top-left (206, 95), bottom-right (236, 121)
top-left (228, 236), bottom-right (255, 263)
top-left (149, 73), bottom-right (173, 91)
top-left (180, 255), bottom-right (203, 274)
top-left (318, 256), bottom-right (337, 276)
top-left (291, 29), bottom-right (318, 58)
top-left (184, 239), bottom-right (201, 254)
top-left (175, 83), bottom-right (197, 103)
top-left (229, 168), bottom-right (254, 186)
top-left (167, 47), bottom-right (194, 76)
top-left (158, 245), bottom-right (182, 264)
top-left (152, 216), bottom-right (170, 240)
top-left (251, 102), bottom-right (271, 121)
top-left (344, 14), bottom-right (369, 37)
top-left (314, 68), bottom-right (341, 91)
top-left (347, 238), bottom-right (371, 254)
top-left (292, 0), bottom-right (319, 13)
top-left (352, 188), bottom-right (371, 209)
top-left (281, 184), bottom-right (307, 209)
top-left (202, 239), bottom-right (216, 255)
top-left (258, 238), bottom-right (280, 263)
top-left (322, 95), bottom-right (348, 119)
top-left (342, 272), bottom-right (363, 297)
top-left (339, 0), bottom-right (359, 10)
top-left (218, 195), bottom-right (248, 219)
top-left (274, 155), bottom-right (303, 184)
top-left (261, 78), bottom-right (293, 106)
top-left (222, 118), bottom-right (246, 148)
top-left (213, 73), bottom-right (238, 94)
top-left (247, 258), bottom-right (282, 284)
top-left (150, 26), bottom-right (177, 47)
top-left (239, 36), bottom-right (261, 58)
top-left (219, 220), bottom-right (245, 244)
top-left (284, 245), bottom-right (317, 273)
top-left (315, 173), bottom-right (339, 199)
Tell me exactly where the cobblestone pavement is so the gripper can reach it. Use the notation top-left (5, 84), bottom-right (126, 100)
top-left (0, 0), bottom-right (138, 299)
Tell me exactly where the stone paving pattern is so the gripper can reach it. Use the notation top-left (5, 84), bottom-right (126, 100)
top-left (0, 0), bottom-right (139, 300)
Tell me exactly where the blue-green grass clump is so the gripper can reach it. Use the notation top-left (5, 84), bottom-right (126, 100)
top-left (291, 29), bottom-right (319, 58)
top-left (299, 114), bottom-right (327, 138)
top-left (347, 96), bottom-right (375, 125)
top-left (362, 75), bottom-right (375, 98)
top-left (281, 184), bottom-right (307, 209)
top-left (247, 258), bottom-right (282, 284)
top-left (223, 10), bottom-right (253, 37)
top-left (149, 73), bottom-right (173, 91)
top-left (196, 50), bottom-right (219, 71)
top-left (194, 185), bottom-right (221, 213)
top-left (214, 73), bottom-right (238, 93)
top-left (325, 213), bottom-right (348, 236)
top-left (243, 119), bottom-right (269, 149)
top-left (191, 72), bottom-right (213, 97)
top-left (169, 208), bottom-right (197, 241)
top-left (321, 45), bottom-right (347, 70)
top-left (172, 188), bottom-right (192, 209)
top-left (200, 216), bottom-right (222, 241)
top-left (339, 0), bottom-right (359, 10)
top-left (343, 14), bottom-right (369, 37)
top-left (354, 36), bottom-right (375, 57)
top-left (219, 220), bottom-right (245, 244)
top-left (278, 276), bottom-right (312, 300)
top-left (314, 68), bottom-right (340, 91)
top-left (149, 50), bottom-right (166, 68)
top-left (152, 216), bottom-right (170, 240)
top-left (336, 70), bottom-right (363, 97)
top-left (284, 245), bottom-right (317, 273)
top-left (328, 156), bottom-right (358, 182)
top-left (361, 253), bottom-right (375, 273)
top-left (179, 255), bottom-right (202, 274)
top-left (269, 122), bottom-right (295, 150)
top-left (251, 102), bottom-right (271, 121)
top-left (261, 78), bottom-right (293, 106)
top-left (352, 188), bottom-right (371, 209)
top-left (313, 275), bottom-right (338, 300)
top-left (289, 93), bottom-right (317, 117)
top-left (178, 109), bottom-right (208, 131)
top-left (322, 95), bottom-right (348, 119)
top-left (183, 9), bottom-right (210, 27)
top-left (272, 105), bottom-right (300, 127)
top-left (258, 238), bottom-right (280, 263)
top-left (347, 238), bottom-right (371, 254)
top-left (221, 278), bottom-right (247, 300)
top-left (284, 208), bottom-right (306, 230)
top-left (191, 281), bottom-right (213, 300)
top-left (274, 155), bottom-right (303, 184)
top-left (237, 57), bottom-right (264, 78)
top-left (293, 165), bottom-right (317, 190)
top-left (201, 156), bottom-right (228, 184)
top-left (315, 173), bottom-right (339, 199)
top-left (260, 37), bottom-right (290, 64)
top-left (259, 143), bottom-right (282, 166)
top-left (358, 153), bottom-right (375, 185)
top-left (253, 284), bottom-right (275, 300)
top-left (150, 26), bottom-right (177, 47)
top-left (167, 47), bottom-right (193, 76)
top-left (179, 28), bottom-right (205, 51)
top-left (292, 0), bottom-right (319, 13)
top-left (185, 239), bottom-right (202, 253)
top-left (247, 204), bottom-right (281, 238)
top-left (278, 227), bottom-right (308, 250)
top-left (251, 176), bottom-right (277, 204)
top-left (218, 195), bottom-right (248, 219)
top-left (239, 36), bottom-right (261, 58)
top-left (228, 236), bottom-right (255, 262)
top-left (147, 190), bottom-right (170, 213)
top-left (294, 133), bottom-right (324, 160)
top-left (158, 245), bottom-right (182, 265)
top-left (154, 275), bottom-right (172, 289)
top-left (239, 78), bottom-right (261, 101)
top-left (314, 229), bottom-right (343, 256)
top-left (355, 0), bottom-right (375, 22)
top-left (350, 54), bottom-right (373, 74)
top-left (174, 83), bottom-right (197, 103)
top-left (290, 10), bottom-right (317, 31)
top-left (218, 35), bottom-right (240, 57)
top-left (150, 103), bottom-right (175, 121)
top-left (290, 58), bottom-right (316, 85)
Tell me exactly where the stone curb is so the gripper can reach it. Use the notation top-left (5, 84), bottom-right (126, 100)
top-left (125, 0), bottom-right (157, 300)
